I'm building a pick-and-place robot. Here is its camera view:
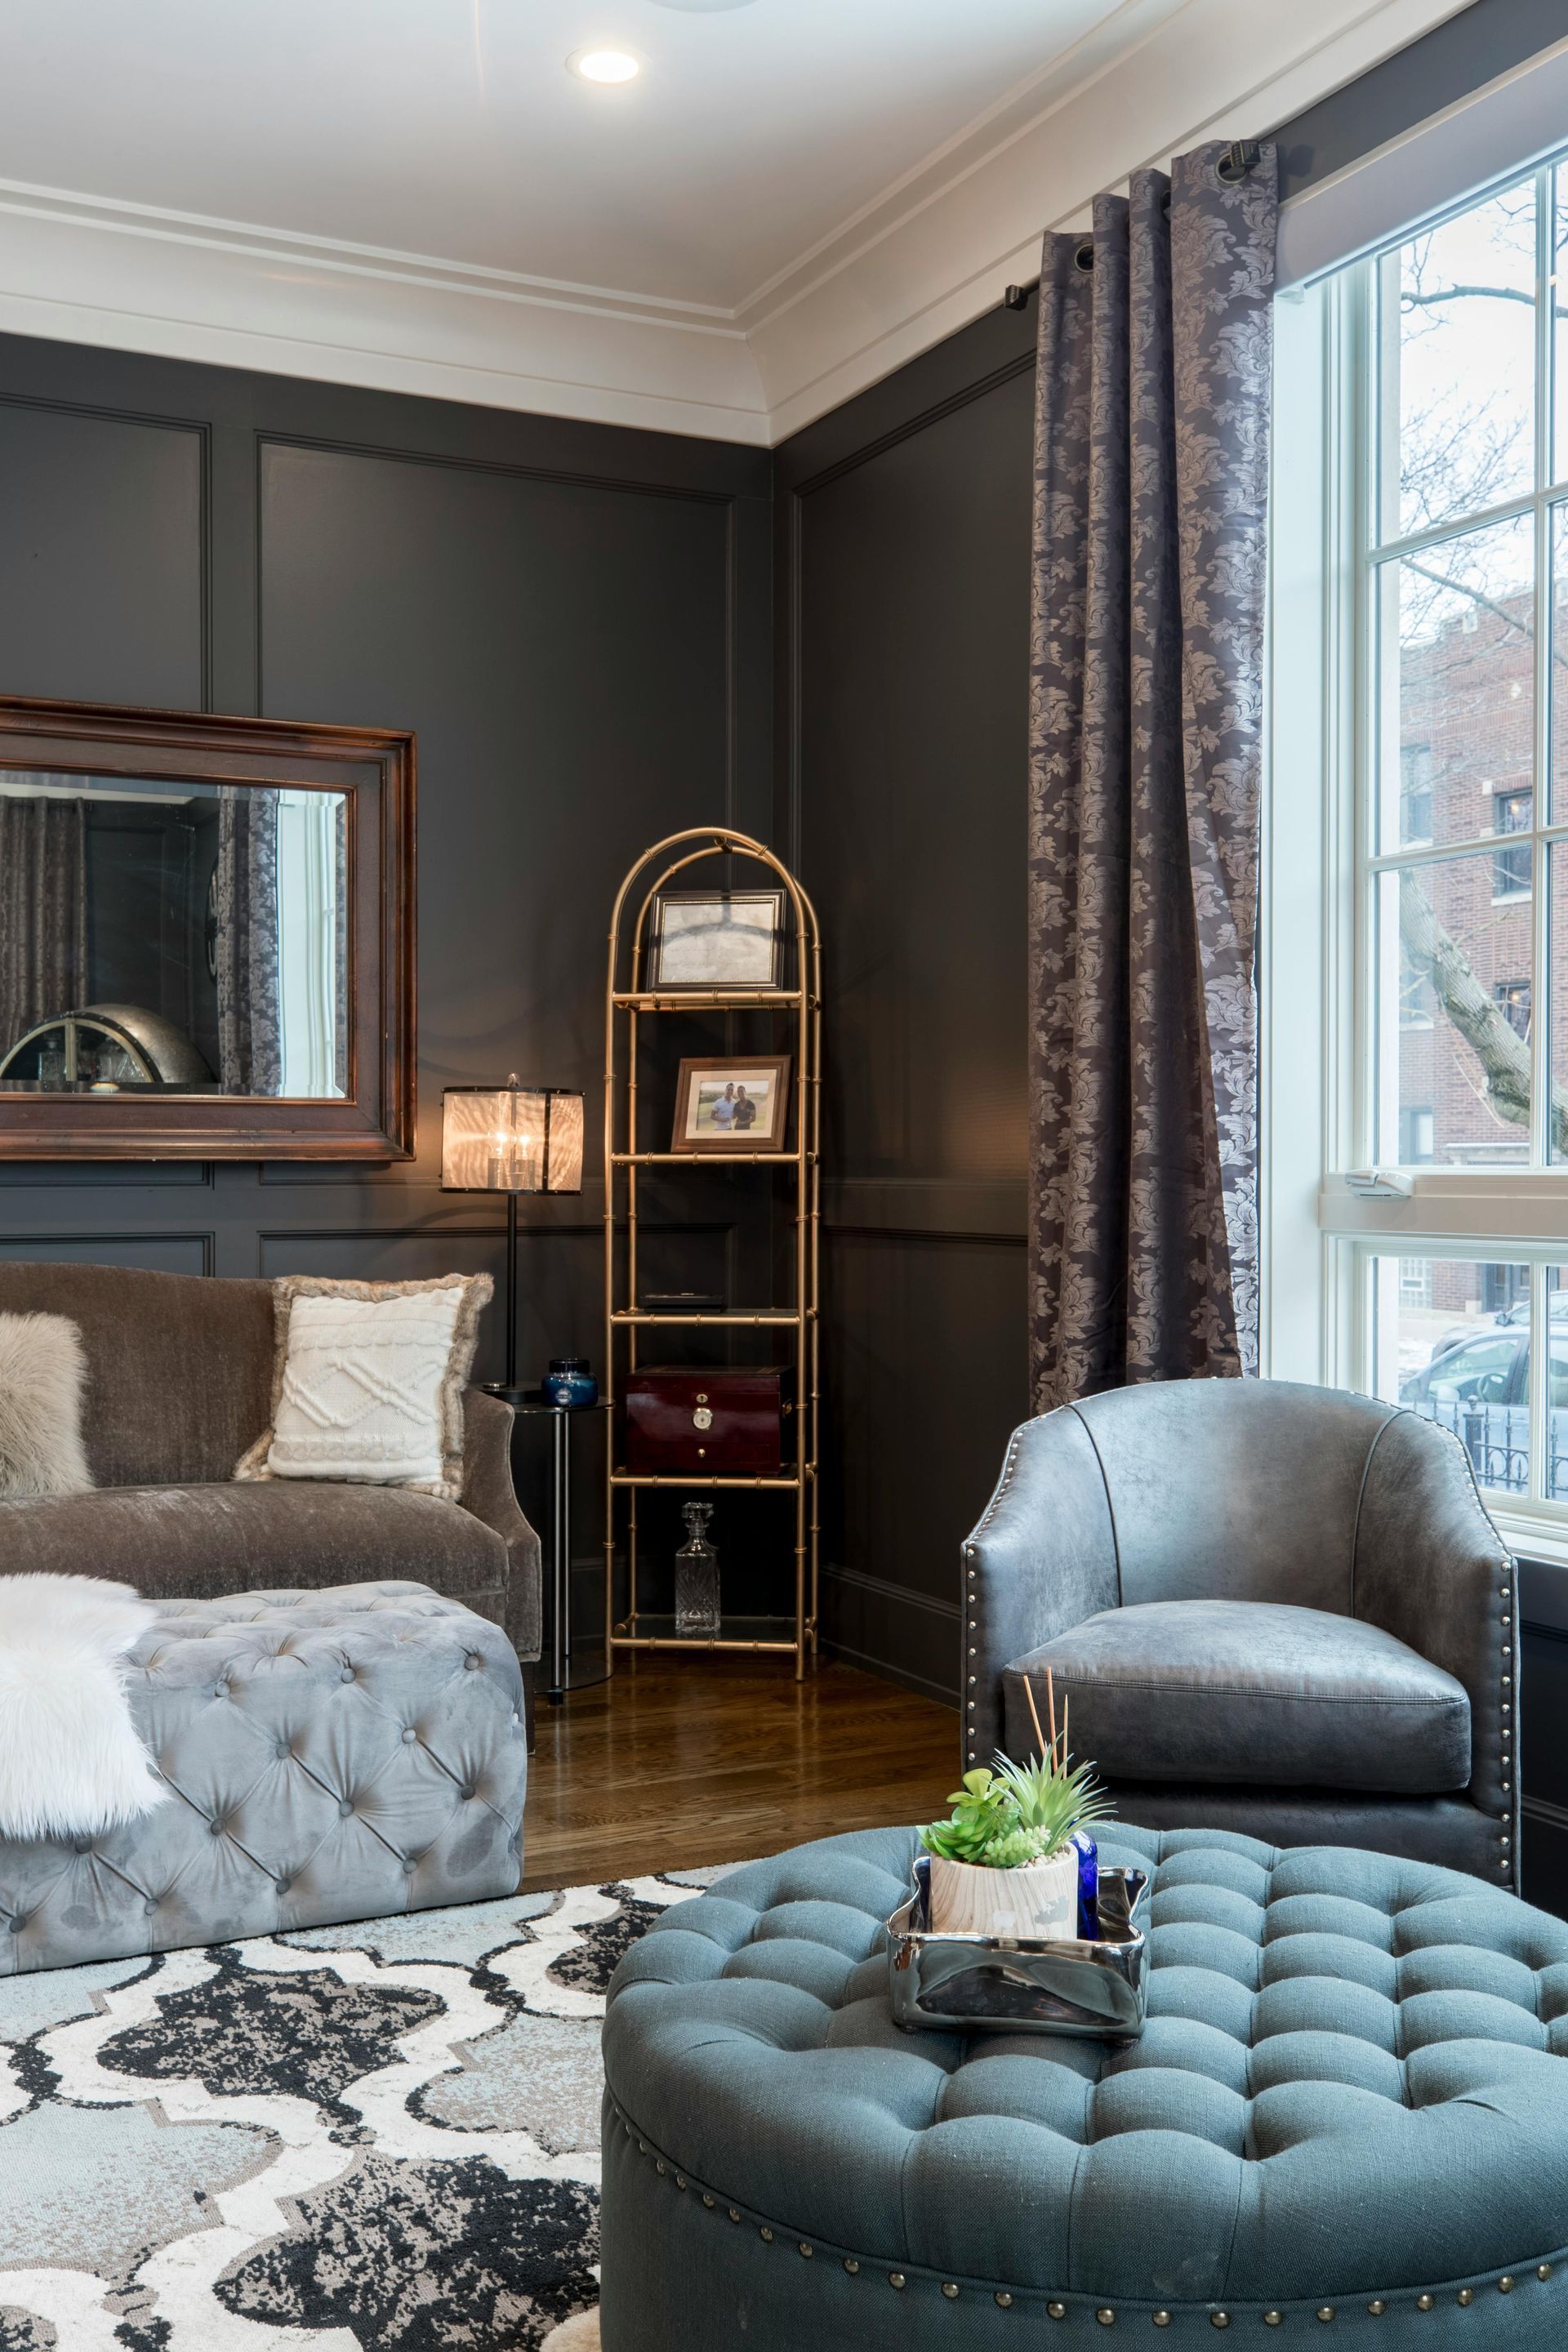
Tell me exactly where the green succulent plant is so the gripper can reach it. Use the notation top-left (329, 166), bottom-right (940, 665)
top-left (918, 1676), bottom-right (1113, 1869)
top-left (918, 1767), bottom-right (1016, 1864)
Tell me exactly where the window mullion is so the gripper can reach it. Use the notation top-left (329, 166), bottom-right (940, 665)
top-left (1354, 261), bottom-right (1383, 1173)
top-left (1535, 165), bottom-right (1554, 1173)
top-left (1530, 1260), bottom-right (1549, 1502)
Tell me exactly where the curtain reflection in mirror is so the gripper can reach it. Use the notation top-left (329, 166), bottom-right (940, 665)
top-left (0, 791), bottom-right (87, 1071)
top-left (213, 790), bottom-right (283, 1095)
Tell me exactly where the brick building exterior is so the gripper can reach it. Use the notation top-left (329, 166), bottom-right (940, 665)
top-left (1397, 580), bottom-right (1547, 1315)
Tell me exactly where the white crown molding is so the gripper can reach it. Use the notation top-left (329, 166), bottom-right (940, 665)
top-left (751, 0), bottom-right (1476, 442)
top-left (0, 181), bottom-right (770, 443)
top-left (0, 0), bottom-right (1475, 447)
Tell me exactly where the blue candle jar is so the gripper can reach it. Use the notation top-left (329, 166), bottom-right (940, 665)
top-left (542, 1357), bottom-right (598, 1409)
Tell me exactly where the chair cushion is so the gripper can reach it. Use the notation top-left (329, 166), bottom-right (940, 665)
top-left (1004, 1600), bottom-right (1471, 1795)
top-left (0, 1481), bottom-right (506, 1607)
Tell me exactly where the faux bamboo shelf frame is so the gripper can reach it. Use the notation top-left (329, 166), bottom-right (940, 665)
top-left (603, 827), bottom-right (822, 1679)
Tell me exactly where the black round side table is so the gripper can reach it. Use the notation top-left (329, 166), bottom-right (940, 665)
top-left (492, 1388), bottom-right (612, 1704)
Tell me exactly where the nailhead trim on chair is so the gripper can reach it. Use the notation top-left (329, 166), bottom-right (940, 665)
top-left (963, 1426), bottom-right (1026, 1770)
top-left (604, 2093), bottom-right (1566, 2327)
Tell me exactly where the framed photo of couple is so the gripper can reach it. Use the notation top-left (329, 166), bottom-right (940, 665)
top-left (670, 1056), bottom-right (791, 1153)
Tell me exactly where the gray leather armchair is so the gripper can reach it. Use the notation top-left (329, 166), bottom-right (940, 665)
top-left (964, 1379), bottom-right (1517, 1886)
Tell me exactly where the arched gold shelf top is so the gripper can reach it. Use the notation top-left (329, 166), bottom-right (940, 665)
top-left (606, 826), bottom-right (820, 1000)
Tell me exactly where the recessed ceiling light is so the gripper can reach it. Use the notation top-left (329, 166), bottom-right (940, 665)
top-left (568, 47), bottom-right (641, 84)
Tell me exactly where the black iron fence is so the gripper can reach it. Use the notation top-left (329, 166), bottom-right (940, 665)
top-left (1412, 1396), bottom-right (1568, 1498)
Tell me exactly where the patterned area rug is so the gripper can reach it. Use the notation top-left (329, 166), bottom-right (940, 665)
top-left (0, 1868), bottom-right (732, 2350)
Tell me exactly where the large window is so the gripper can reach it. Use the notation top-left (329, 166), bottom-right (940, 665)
top-left (1270, 157), bottom-right (1568, 1552)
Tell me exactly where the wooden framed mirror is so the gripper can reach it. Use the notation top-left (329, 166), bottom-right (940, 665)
top-left (0, 698), bottom-right (415, 1160)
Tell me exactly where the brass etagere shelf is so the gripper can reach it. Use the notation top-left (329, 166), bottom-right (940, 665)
top-left (604, 827), bottom-right (822, 1678)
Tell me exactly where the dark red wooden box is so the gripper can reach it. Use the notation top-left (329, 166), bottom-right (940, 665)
top-left (624, 1365), bottom-right (795, 1477)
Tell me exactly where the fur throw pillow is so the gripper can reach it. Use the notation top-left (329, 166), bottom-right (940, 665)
top-left (0, 1575), bottom-right (166, 1838)
top-left (234, 1272), bottom-right (492, 1501)
top-left (0, 1312), bottom-right (92, 1499)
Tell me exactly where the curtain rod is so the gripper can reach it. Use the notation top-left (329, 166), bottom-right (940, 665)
top-left (1002, 140), bottom-right (1263, 305)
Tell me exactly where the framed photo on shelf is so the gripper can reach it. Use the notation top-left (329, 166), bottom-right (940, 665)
top-left (670, 1056), bottom-right (791, 1153)
top-left (648, 889), bottom-right (785, 991)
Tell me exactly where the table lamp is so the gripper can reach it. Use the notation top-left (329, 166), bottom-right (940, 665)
top-left (441, 1076), bottom-right (585, 1393)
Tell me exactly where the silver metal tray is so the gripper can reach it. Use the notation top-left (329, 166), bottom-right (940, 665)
top-left (886, 1857), bottom-right (1149, 2040)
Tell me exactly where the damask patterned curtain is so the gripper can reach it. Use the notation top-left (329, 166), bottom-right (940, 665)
top-left (0, 792), bottom-right (89, 1062)
top-left (214, 791), bottom-right (283, 1096)
top-left (1028, 145), bottom-right (1276, 1412)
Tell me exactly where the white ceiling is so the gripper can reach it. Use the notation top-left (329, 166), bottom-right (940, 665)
top-left (0, 0), bottom-right (1475, 443)
top-left (2, 0), bottom-right (1080, 312)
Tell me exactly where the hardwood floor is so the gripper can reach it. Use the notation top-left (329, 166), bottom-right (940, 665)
top-left (521, 1653), bottom-right (959, 1891)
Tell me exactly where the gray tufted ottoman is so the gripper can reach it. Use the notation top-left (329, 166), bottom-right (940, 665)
top-left (601, 1825), bottom-right (1568, 2346)
top-left (0, 1581), bottom-right (527, 1977)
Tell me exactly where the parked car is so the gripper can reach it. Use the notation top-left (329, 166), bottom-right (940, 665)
top-left (1399, 1315), bottom-right (1568, 1496)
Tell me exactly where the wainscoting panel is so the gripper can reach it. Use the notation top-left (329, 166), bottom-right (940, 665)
top-left (0, 1164), bottom-right (212, 1187)
top-left (0, 396), bottom-right (205, 710)
top-left (0, 1232), bottom-right (212, 1275)
top-left (821, 1219), bottom-right (1026, 1695)
top-left (777, 299), bottom-right (1037, 1701)
top-left (258, 438), bottom-right (738, 1201)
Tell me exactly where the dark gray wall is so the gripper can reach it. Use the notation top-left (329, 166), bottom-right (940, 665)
top-left (776, 304), bottom-right (1037, 1704)
top-left (0, 331), bottom-right (773, 1606)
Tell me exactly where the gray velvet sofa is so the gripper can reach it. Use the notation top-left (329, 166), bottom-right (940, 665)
top-left (965, 1379), bottom-right (1517, 1886)
top-left (0, 1262), bottom-right (542, 1718)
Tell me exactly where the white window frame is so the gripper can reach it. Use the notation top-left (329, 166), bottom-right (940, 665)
top-left (1265, 156), bottom-right (1568, 1564)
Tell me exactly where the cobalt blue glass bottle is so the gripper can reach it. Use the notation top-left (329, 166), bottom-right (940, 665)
top-left (1072, 1829), bottom-right (1099, 1940)
top-left (542, 1356), bottom-right (598, 1409)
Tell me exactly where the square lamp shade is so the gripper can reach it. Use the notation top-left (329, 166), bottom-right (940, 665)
top-left (440, 1079), bottom-right (585, 1196)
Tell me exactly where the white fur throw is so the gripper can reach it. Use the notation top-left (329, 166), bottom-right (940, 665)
top-left (0, 1575), bottom-right (167, 1840)
top-left (0, 1312), bottom-right (92, 1499)
top-left (235, 1272), bottom-right (492, 1500)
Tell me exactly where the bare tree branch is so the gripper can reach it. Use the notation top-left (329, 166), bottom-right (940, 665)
top-left (1401, 283), bottom-right (1567, 321)
top-left (1398, 871), bottom-right (1566, 1153)
top-left (1401, 557), bottom-right (1559, 669)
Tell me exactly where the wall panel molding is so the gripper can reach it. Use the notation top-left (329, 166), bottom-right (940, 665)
top-left (0, 326), bottom-right (773, 1385)
top-left (818, 1564), bottom-right (961, 1708)
top-left (777, 293), bottom-right (1034, 1699)
top-left (0, 1232), bottom-right (215, 1275)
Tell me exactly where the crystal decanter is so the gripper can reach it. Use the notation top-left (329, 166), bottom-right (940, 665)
top-left (674, 1501), bottom-right (720, 1637)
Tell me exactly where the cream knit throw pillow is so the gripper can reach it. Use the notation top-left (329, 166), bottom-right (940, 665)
top-left (235, 1272), bottom-right (492, 1501)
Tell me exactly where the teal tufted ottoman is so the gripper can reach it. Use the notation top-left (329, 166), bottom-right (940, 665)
top-left (600, 1825), bottom-right (1568, 2346)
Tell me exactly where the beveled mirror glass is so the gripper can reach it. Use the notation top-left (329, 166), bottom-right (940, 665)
top-left (0, 701), bottom-right (415, 1160)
